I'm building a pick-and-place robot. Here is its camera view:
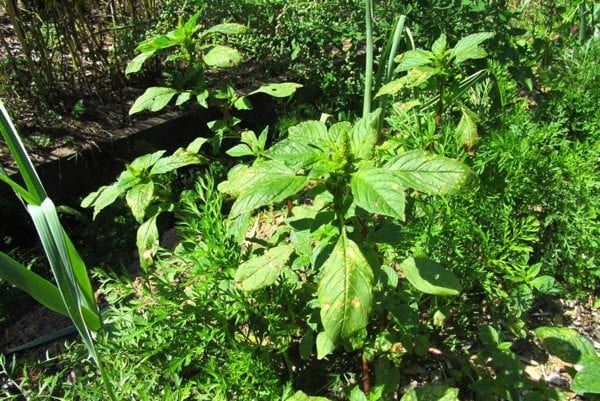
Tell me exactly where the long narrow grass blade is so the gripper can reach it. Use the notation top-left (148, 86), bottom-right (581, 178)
top-left (0, 252), bottom-right (68, 316)
top-left (27, 199), bottom-right (99, 334)
top-left (28, 199), bottom-right (116, 400)
top-left (0, 169), bottom-right (37, 204)
top-left (0, 100), bottom-right (47, 203)
top-left (63, 232), bottom-right (97, 314)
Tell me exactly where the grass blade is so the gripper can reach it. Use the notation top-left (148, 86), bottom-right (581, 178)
top-left (0, 252), bottom-right (68, 316)
top-left (0, 100), bottom-right (46, 203)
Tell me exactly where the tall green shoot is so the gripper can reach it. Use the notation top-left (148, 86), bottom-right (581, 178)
top-left (0, 100), bottom-right (117, 401)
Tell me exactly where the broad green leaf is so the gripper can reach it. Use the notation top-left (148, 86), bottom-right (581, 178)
top-left (508, 284), bottom-right (533, 313)
top-left (136, 35), bottom-right (180, 53)
top-left (318, 233), bottom-right (374, 341)
top-left (186, 137), bottom-right (209, 153)
top-left (449, 32), bottom-right (495, 65)
top-left (385, 150), bottom-right (471, 195)
top-left (233, 96), bottom-right (252, 110)
top-left (400, 257), bottom-right (462, 296)
top-left (81, 177), bottom-right (135, 219)
top-left (137, 213), bottom-right (159, 269)
top-left (530, 275), bottom-right (563, 295)
top-left (175, 91), bottom-right (192, 106)
top-left (375, 67), bottom-right (437, 98)
top-left (350, 109), bottom-right (380, 159)
top-left (402, 66), bottom-right (438, 88)
top-left (349, 387), bottom-right (368, 401)
top-left (400, 385), bottom-right (459, 401)
top-left (226, 144), bottom-right (254, 157)
top-left (202, 23), bottom-right (247, 36)
top-left (235, 244), bottom-right (293, 291)
top-left (288, 120), bottom-right (330, 147)
top-left (126, 182), bottom-right (154, 223)
top-left (196, 90), bottom-right (209, 108)
top-left (316, 331), bottom-right (337, 359)
top-left (150, 150), bottom-right (204, 175)
top-left (351, 168), bottom-right (406, 220)
top-left (455, 107), bottom-right (479, 148)
top-left (431, 34), bottom-right (447, 58)
top-left (219, 161), bottom-right (308, 217)
top-left (125, 50), bottom-right (157, 75)
top-left (248, 82), bottom-right (303, 98)
top-left (286, 391), bottom-right (332, 401)
top-left (572, 361), bottom-right (600, 393)
top-left (203, 45), bottom-right (242, 68)
top-left (375, 78), bottom-right (405, 98)
top-left (129, 87), bottom-right (178, 115)
top-left (535, 327), bottom-right (598, 365)
top-left (265, 139), bottom-right (323, 169)
top-left (394, 49), bottom-right (433, 72)
top-left (130, 151), bottom-right (166, 171)
top-left (0, 252), bottom-right (67, 316)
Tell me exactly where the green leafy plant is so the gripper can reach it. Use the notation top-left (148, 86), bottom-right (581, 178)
top-left (218, 108), bottom-right (471, 386)
top-left (536, 326), bottom-right (600, 394)
top-left (376, 31), bottom-right (494, 144)
top-left (0, 100), bottom-right (117, 400)
top-left (81, 138), bottom-right (208, 268)
top-left (126, 11), bottom-right (301, 116)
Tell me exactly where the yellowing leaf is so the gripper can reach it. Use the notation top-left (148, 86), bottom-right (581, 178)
top-left (126, 182), bottom-right (154, 223)
top-left (235, 244), bottom-right (294, 291)
top-left (318, 233), bottom-right (374, 342)
top-left (351, 168), bottom-right (406, 220)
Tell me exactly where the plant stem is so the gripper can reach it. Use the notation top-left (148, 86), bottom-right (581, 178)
top-left (376, 15), bottom-right (407, 137)
top-left (363, 0), bottom-right (374, 118)
top-left (362, 352), bottom-right (371, 395)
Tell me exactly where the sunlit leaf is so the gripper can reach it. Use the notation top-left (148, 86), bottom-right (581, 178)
top-left (318, 233), bottom-right (374, 342)
top-left (203, 45), bottom-right (242, 68)
top-left (125, 50), bottom-right (157, 75)
top-left (248, 82), bottom-right (303, 98)
top-left (394, 49), bottom-right (433, 72)
top-left (202, 23), bottom-right (247, 36)
top-left (351, 168), bottom-right (406, 220)
top-left (235, 244), bottom-right (294, 291)
top-left (129, 87), bottom-right (178, 114)
top-left (400, 385), bottom-right (459, 401)
top-left (126, 182), bottom-right (154, 223)
top-left (535, 326), bottom-right (598, 365)
top-left (385, 150), bottom-right (471, 195)
top-left (400, 257), bottom-right (461, 296)
top-left (572, 361), bottom-right (600, 393)
top-left (449, 32), bottom-right (495, 65)
top-left (350, 109), bottom-right (380, 159)
top-left (137, 213), bottom-right (159, 268)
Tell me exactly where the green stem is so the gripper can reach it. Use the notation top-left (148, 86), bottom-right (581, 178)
top-left (376, 15), bottom-right (407, 138)
top-left (363, 0), bottom-right (374, 118)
